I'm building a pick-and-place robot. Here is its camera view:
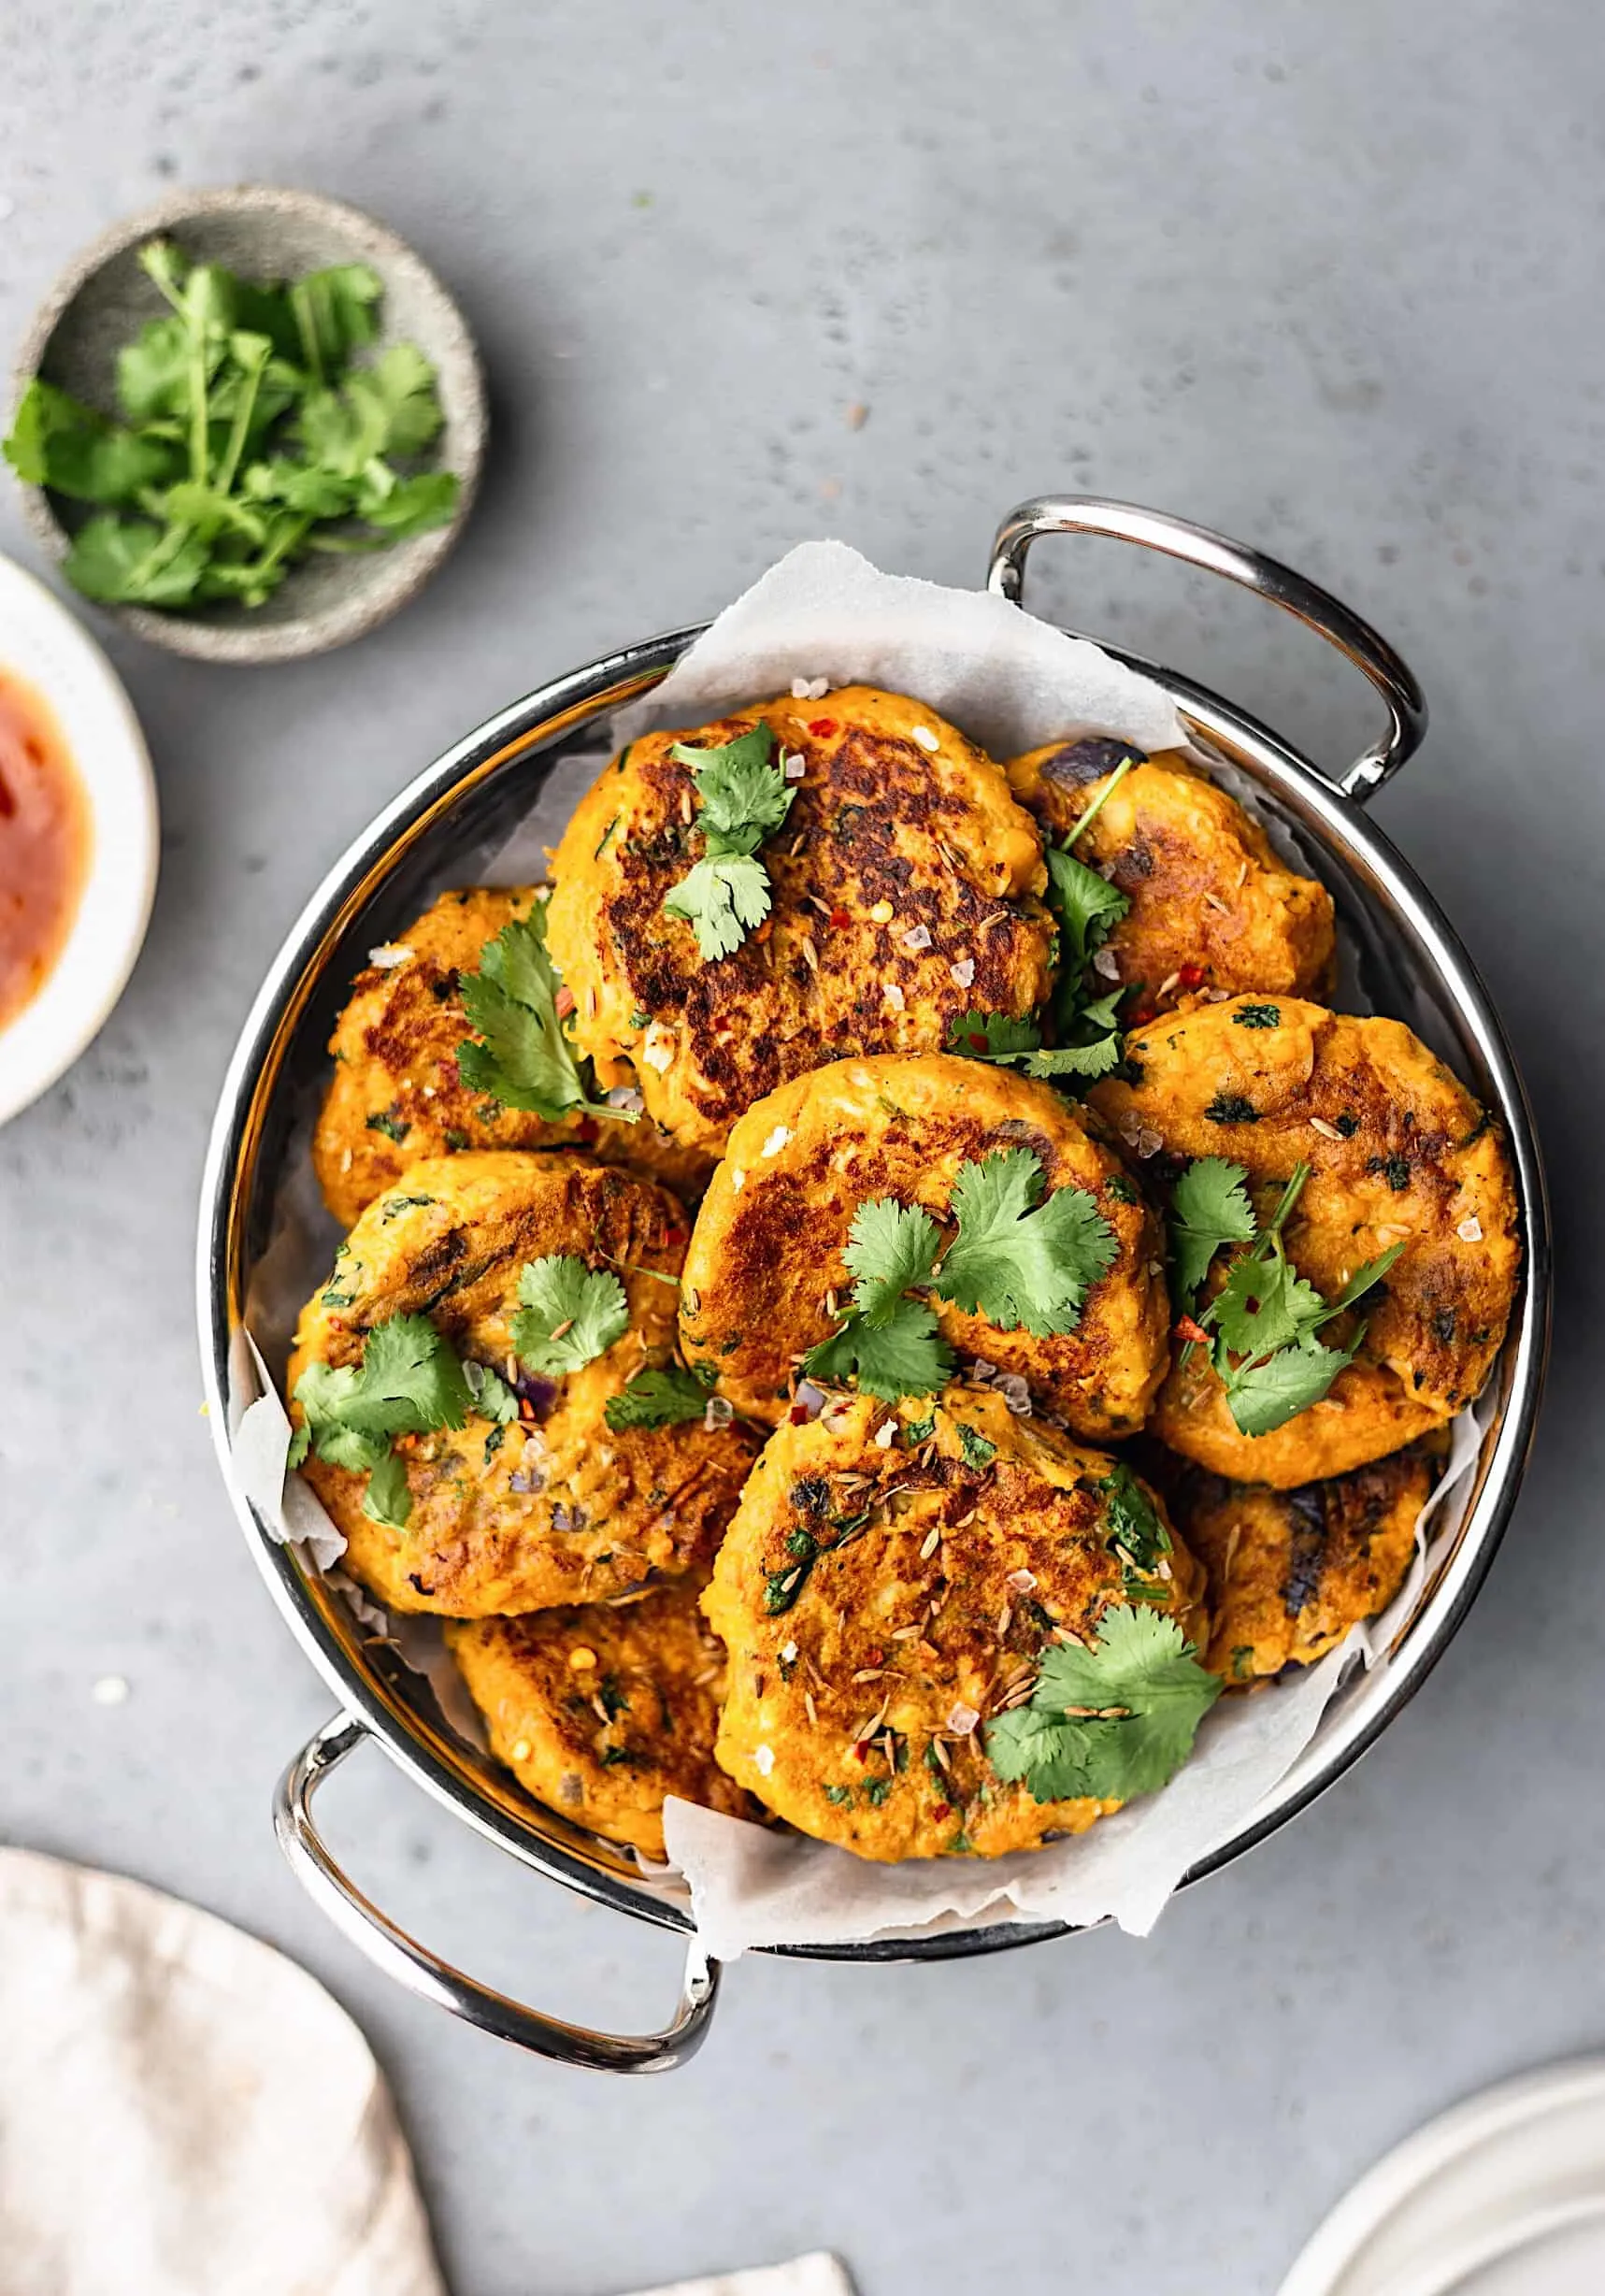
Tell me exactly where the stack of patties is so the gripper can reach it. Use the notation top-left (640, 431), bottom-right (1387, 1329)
top-left (284, 690), bottom-right (1520, 1866)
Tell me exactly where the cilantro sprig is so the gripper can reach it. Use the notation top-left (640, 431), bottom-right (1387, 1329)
top-left (984, 1605), bottom-right (1222, 1802)
top-left (289, 1312), bottom-right (513, 1529)
top-left (800, 1148), bottom-right (1117, 1402)
top-left (1168, 1158), bottom-right (1405, 1436)
top-left (604, 1362), bottom-right (710, 1430)
top-left (4, 239), bottom-right (460, 613)
top-left (954, 755), bottom-right (1137, 1088)
top-left (456, 902), bottom-right (626, 1124)
top-left (511, 1256), bottom-right (631, 1375)
top-left (662, 723), bottom-right (796, 961)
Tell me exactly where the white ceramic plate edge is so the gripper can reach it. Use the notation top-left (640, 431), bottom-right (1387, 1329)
top-left (0, 552), bottom-right (158, 1125)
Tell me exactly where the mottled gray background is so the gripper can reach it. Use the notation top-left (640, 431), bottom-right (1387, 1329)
top-left (2, 5), bottom-right (1599, 2291)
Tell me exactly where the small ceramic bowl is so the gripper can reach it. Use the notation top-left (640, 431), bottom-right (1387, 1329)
top-left (9, 185), bottom-right (486, 665)
top-left (0, 551), bottom-right (158, 1126)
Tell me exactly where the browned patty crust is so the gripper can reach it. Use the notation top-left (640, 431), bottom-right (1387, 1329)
top-left (546, 686), bottom-right (1056, 1156)
top-left (288, 1152), bottom-right (755, 1616)
top-left (448, 1575), bottom-right (757, 1858)
top-left (1007, 739), bottom-right (1336, 1016)
top-left (1092, 997), bottom-right (1520, 1485)
top-left (704, 1390), bottom-right (1209, 1862)
top-left (312, 885), bottom-right (710, 1228)
top-left (1165, 1444), bottom-right (1440, 1681)
top-left (679, 1053), bottom-right (1169, 1441)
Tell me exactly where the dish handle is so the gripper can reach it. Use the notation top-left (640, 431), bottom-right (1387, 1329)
top-left (274, 1713), bottom-right (721, 2074)
top-left (986, 494), bottom-right (1426, 803)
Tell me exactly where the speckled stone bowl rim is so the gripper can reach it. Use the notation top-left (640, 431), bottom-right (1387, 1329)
top-left (9, 184), bottom-right (486, 665)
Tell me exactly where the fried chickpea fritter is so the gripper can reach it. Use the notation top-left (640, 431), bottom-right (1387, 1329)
top-left (1007, 739), bottom-right (1335, 1016)
top-left (679, 1054), bottom-right (1169, 1440)
top-left (547, 688), bottom-right (1056, 1157)
top-left (447, 1577), bottom-right (756, 1858)
top-left (312, 887), bottom-right (710, 1228)
top-left (703, 1390), bottom-right (1209, 1862)
top-left (288, 1153), bottom-right (755, 1615)
top-left (1169, 1445), bottom-right (1438, 1681)
top-left (1092, 997), bottom-right (1519, 1485)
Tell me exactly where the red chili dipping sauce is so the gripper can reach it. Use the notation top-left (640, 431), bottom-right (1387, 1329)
top-left (0, 668), bottom-right (91, 1029)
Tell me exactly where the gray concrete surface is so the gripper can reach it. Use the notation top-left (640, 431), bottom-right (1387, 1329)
top-left (2, 5), bottom-right (1599, 2291)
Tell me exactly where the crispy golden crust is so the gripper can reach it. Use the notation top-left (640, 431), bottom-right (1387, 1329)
top-left (679, 1054), bottom-right (1169, 1440)
top-left (1092, 997), bottom-right (1520, 1485)
top-left (311, 886), bottom-right (711, 1228)
top-left (287, 1152), bottom-right (755, 1615)
top-left (1007, 741), bottom-right (1335, 1014)
top-left (447, 1578), bottom-right (757, 1858)
top-left (1168, 1445), bottom-right (1439, 1680)
top-left (546, 687), bottom-right (1055, 1157)
top-left (703, 1390), bottom-right (1209, 1862)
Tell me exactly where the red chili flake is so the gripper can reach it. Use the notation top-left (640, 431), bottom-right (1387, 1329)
top-left (554, 984), bottom-right (576, 1018)
top-left (967, 1032), bottom-right (989, 1054)
top-left (808, 718), bottom-right (838, 737)
top-left (853, 1740), bottom-right (871, 1762)
top-left (866, 1645), bottom-right (884, 1667)
top-left (1176, 963), bottom-right (1207, 991)
top-left (1173, 1313), bottom-right (1211, 1345)
top-left (1127, 999), bottom-right (1158, 1027)
top-left (665, 1227), bottom-right (686, 1246)
top-left (931, 1801), bottom-right (951, 1821)
top-left (576, 1117), bottom-right (599, 1142)
top-left (789, 1405), bottom-right (810, 1426)
top-left (827, 908), bottom-right (852, 930)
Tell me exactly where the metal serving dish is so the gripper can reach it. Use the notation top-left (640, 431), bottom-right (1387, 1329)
top-left (198, 496), bottom-right (1550, 2074)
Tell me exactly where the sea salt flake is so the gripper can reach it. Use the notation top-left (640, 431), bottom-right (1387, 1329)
top-left (704, 1395), bottom-right (734, 1430)
top-left (874, 1420), bottom-right (896, 1449)
top-left (1093, 946), bottom-right (1123, 981)
top-left (901, 924), bottom-right (933, 953)
top-left (368, 942), bottom-right (414, 969)
top-left (641, 1022), bottom-right (675, 1073)
top-left (1457, 1216), bottom-right (1483, 1242)
top-left (950, 956), bottom-right (976, 989)
top-left (882, 981), bottom-right (906, 1012)
top-left (1006, 1568), bottom-right (1037, 1593)
top-left (910, 725), bottom-right (939, 752)
top-left (783, 752), bottom-right (807, 782)
top-left (1136, 1126), bottom-right (1164, 1159)
top-left (946, 1702), bottom-right (980, 1737)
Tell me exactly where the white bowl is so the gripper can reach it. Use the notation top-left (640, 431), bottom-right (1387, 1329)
top-left (0, 552), bottom-right (158, 1124)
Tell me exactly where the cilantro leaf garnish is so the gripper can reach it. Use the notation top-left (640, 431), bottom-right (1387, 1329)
top-left (662, 723), bottom-right (796, 962)
top-left (462, 1358), bottom-right (519, 1425)
top-left (1101, 1463), bottom-right (1169, 1572)
top-left (842, 1198), bottom-right (942, 1322)
top-left (662, 852), bottom-right (774, 962)
top-left (291, 1311), bottom-right (488, 1528)
top-left (801, 1296), bottom-right (954, 1401)
top-left (931, 1148), bottom-right (1118, 1338)
top-left (456, 904), bottom-right (623, 1123)
top-left (983, 1606), bottom-right (1221, 1802)
top-left (1, 238), bottom-right (460, 616)
top-left (1168, 1155), bottom-right (1257, 1308)
top-left (1170, 1157), bottom-right (1407, 1436)
top-left (1045, 845), bottom-right (1130, 980)
top-left (511, 1256), bottom-right (630, 1374)
top-left (604, 1363), bottom-right (710, 1430)
top-left (947, 1006), bottom-right (1125, 1082)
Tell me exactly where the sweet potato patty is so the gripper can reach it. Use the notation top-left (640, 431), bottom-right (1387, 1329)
top-left (447, 1575), bottom-right (756, 1858)
top-left (1165, 1444), bottom-right (1438, 1681)
top-left (288, 1152), bottom-right (754, 1615)
top-left (312, 886), bottom-right (709, 1228)
top-left (546, 686), bottom-right (1055, 1156)
top-left (678, 1053), bottom-right (1169, 1440)
top-left (703, 1390), bottom-right (1208, 1862)
top-left (1092, 997), bottom-right (1519, 1485)
top-left (1007, 739), bottom-right (1335, 1015)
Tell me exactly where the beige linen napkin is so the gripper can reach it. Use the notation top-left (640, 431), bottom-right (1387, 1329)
top-left (0, 1848), bottom-right (445, 2296)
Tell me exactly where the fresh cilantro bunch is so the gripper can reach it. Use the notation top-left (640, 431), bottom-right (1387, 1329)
top-left (3, 238), bottom-right (459, 612)
top-left (604, 1362), bottom-right (712, 1430)
top-left (800, 1149), bottom-right (1117, 1402)
top-left (985, 1605), bottom-right (1222, 1801)
top-left (953, 756), bottom-right (1137, 1087)
top-left (456, 902), bottom-right (624, 1123)
top-left (289, 1312), bottom-right (513, 1528)
top-left (662, 724), bottom-right (796, 961)
top-left (511, 1256), bottom-right (630, 1374)
top-left (1168, 1157), bottom-right (1404, 1436)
